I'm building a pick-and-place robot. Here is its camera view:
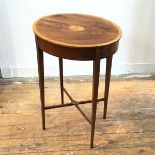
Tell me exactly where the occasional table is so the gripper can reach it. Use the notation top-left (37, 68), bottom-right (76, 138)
top-left (33, 13), bottom-right (121, 148)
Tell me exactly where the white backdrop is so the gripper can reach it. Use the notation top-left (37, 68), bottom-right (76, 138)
top-left (0, 0), bottom-right (155, 78)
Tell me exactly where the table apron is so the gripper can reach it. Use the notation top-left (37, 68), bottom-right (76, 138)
top-left (37, 37), bottom-right (119, 60)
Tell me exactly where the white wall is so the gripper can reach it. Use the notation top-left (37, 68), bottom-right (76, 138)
top-left (0, 0), bottom-right (155, 78)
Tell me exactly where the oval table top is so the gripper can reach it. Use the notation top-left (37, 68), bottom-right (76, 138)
top-left (33, 13), bottom-right (122, 48)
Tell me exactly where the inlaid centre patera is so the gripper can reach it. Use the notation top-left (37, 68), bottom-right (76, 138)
top-left (68, 25), bottom-right (85, 32)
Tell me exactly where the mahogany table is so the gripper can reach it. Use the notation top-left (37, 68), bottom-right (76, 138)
top-left (33, 13), bottom-right (121, 148)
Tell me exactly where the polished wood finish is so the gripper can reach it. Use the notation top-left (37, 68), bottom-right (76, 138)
top-left (33, 14), bottom-right (121, 48)
top-left (35, 36), bottom-right (45, 130)
top-left (33, 13), bottom-right (121, 61)
top-left (59, 58), bottom-right (64, 104)
top-left (44, 98), bottom-right (105, 110)
top-left (37, 37), bottom-right (119, 60)
top-left (103, 56), bottom-right (113, 119)
top-left (91, 50), bottom-right (101, 148)
top-left (33, 13), bottom-right (122, 148)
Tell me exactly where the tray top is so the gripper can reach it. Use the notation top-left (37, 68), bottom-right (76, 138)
top-left (33, 14), bottom-right (121, 48)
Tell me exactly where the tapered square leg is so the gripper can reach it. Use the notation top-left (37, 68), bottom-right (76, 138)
top-left (59, 58), bottom-right (64, 104)
top-left (90, 56), bottom-right (100, 148)
top-left (35, 36), bottom-right (45, 130)
top-left (103, 56), bottom-right (113, 119)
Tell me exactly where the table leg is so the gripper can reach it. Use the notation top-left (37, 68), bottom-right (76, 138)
top-left (59, 58), bottom-right (64, 104)
top-left (103, 56), bottom-right (113, 119)
top-left (90, 57), bottom-right (100, 148)
top-left (35, 36), bottom-right (45, 130)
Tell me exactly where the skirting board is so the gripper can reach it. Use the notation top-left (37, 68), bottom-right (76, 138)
top-left (1, 63), bottom-right (155, 78)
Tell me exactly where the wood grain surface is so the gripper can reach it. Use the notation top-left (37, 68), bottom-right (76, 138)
top-left (33, 14), bottom-right (121, 48)
top-left (0, 78), bottom-right (155, 154)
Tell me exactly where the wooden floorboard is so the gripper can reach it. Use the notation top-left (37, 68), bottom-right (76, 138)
top-left (0, 79), bottom-right (155, 154)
